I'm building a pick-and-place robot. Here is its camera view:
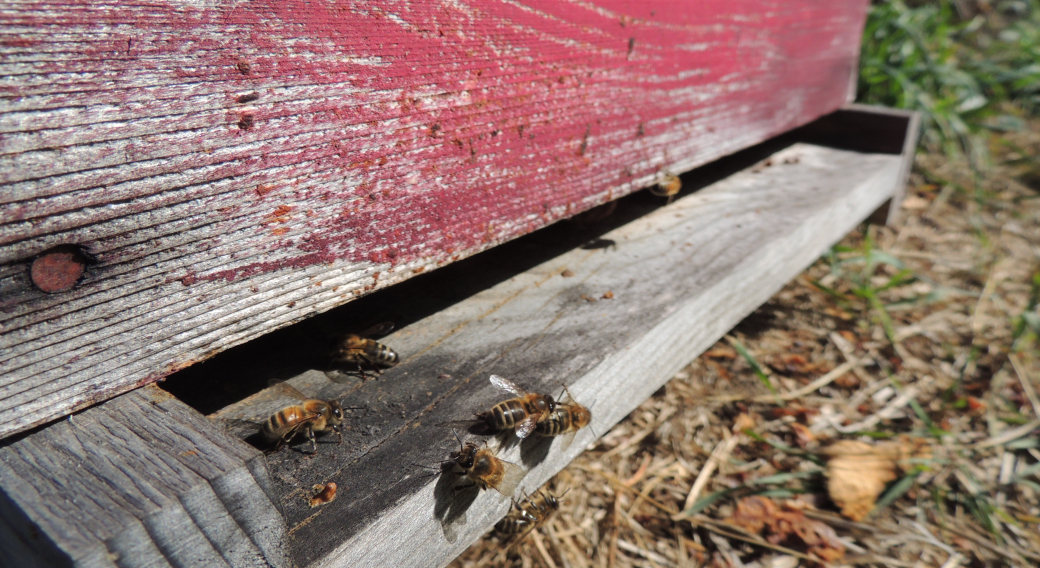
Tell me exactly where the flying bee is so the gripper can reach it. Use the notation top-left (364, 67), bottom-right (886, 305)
top-left (649, 173), bottom-right (682, 204)
top-left (495, 487), bottom-right (566, 540)
top-left (449, 430), bottom-right (525, 496)
top-left (533, 385), bottom-right (592, 449)
top-left (328, 322), bottom-right (399, 380)
top-left (261, 382), bottom-right (350, 453)
top-left (477, 375), bottom-right (556, 439)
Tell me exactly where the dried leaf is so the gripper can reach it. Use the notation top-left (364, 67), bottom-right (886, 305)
top-left (705, 346), bottom-right (738, 359)
top-left (733, 413), bottom-right (757, 433)
top-left (728, 496), bottom-right (846, 561)
top-left (822, 441), bottom-right (896, 520)
top-left (789, 422), bottom-right (815, 448)
top-left (821, 438), bottom-right (929, 521)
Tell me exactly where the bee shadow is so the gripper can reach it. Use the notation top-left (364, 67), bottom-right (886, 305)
top-left (518, 435), bottom-right (552, 468)
top-left (433, 464), bottom-right (479, 544)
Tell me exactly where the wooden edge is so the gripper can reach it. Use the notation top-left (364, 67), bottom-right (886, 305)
top-left (189, 109), bottom-right (913, 567)
top-left (307, 144), bottom-right (907, 568)
top-left (0, 385), bottom-right (289, 568)
top-left (888, 109), bottom-right (922, 226)
top-left (0, 106), bottom-right (916, 568)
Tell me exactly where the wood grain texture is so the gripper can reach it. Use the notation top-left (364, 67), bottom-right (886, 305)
top-left (0, 0), bottom-right (870, 439)
top-left (204, 123), bottom-right (911, 568)
top-left (0, 385), bottom-right (289, 568)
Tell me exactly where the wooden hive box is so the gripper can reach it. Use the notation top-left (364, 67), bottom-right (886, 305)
top-left (1, 0), bottom-right (870, 437)
top-left (0, 2), bottom-right (925, 567)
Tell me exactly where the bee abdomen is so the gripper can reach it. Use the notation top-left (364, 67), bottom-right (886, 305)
top-left (487, 400), bottom-right (526, 430)
top-left (261, 406), bottom-right (306, 441)
top-left (535, 415), bottom-right (565, 436)
top-left (364, 342), bottom-right (399, 367)
top-left (495, 516), bottom-right (531, 535)
top-left (378, 343), bottom-right (399, 366)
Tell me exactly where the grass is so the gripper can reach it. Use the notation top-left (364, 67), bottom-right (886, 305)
top-left (859, 0), bottom-right (1040, 164)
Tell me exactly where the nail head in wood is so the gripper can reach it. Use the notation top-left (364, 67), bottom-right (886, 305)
top-left (30, 245), bottom-right (89, 293)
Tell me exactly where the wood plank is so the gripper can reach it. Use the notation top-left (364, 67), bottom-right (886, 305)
top-left (193, 109), bottom-right (914, 568)
top-left (0, 0), bottom-right (870, 438)
top-left (0, 385), bottom-right (289, 568)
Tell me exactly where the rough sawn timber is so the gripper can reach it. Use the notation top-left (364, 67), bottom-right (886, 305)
top-left (206, 129), bottom-right (911, 566)
top-left (0, 0), bottom-right (870, 438)
top-left (0, 385), bottom-right (290, 568)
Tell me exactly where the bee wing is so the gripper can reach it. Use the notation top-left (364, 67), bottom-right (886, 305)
top-left (267, 380), bottom-right (310, 401)
top-left (489, 375), bottom-right (526, 397)
top-left (491, 459), bottom-right (526, 497)
top-left (359, 321), bottom-right (394, 338)
top-left (514, 415), bottom-right (538, 439)
top-left (557, 429), bottom-right (577, 451)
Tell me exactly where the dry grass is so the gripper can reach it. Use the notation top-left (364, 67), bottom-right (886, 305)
top-left (448, 123), bottom-right (1040, 568)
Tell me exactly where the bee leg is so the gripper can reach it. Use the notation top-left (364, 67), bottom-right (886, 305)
top-left (334, 424), bottom-right (343, 445)
top-left (306, 426), bottom-right (317, 454)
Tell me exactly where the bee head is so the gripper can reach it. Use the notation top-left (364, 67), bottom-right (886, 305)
top-left (539, 394), bottom-right (556, 414)
top-left (327, 400), bottom-right (345, 425)
top-left (452, 443), bottom-right (477, 469)
top-left (571, 404), bottom-right (592, 428)
top-left (338, 334), bottom-right (365, 350)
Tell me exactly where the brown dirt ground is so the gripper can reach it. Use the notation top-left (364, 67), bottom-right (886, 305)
top-left (448, 123), bottom-right (1040, 567)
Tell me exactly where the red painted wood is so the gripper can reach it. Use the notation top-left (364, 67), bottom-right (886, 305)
top-left (0, 0), bottom-right (868, 437)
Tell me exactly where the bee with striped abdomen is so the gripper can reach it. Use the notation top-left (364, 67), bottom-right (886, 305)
top-left (649, 172), bottom-right (682, 204)
top-left (477, 375), bottom-right (556, 439)
top-left (449, 430), bottom-right (524, 496)
top-left (261, 382), bottom-right (347, 453)
top-left (328, 322), bottom-right (399, 380)
top-left (495, 488), bottom-right (566, 546)
top-left (534, 384), bottom-right (592, 449)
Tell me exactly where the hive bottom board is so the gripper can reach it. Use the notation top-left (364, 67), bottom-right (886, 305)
top-left (0, 106), bottom-right (918, 568)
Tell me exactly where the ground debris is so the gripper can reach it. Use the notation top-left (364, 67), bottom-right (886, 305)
top-left (820, 438), bottom-right (929, 521)
top-left (452, 120), bottom-right (1040, 568)
top-left (728, 496), bottom-right (846, 562)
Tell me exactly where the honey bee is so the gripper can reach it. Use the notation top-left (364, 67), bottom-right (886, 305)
top-left (649, 173), bottom-right (681, 204)
top-left (477, 375), bottom-right (556, 439)
top-left (261, 383), bottom-right (347, 453)
top-left (328, 322), bottom-right (399, 380)
top-left (495, 488), bottom-right (565, 538)
top-left (533, 385), bottom-right (592, 449)
top-left (449, 430), bottom-right (525, 496)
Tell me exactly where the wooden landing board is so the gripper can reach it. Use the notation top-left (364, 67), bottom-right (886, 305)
top-left (0, 385), bottom-right (290, 568)
top-left (200, 111), bottom-right (913, 568)
top-left (0, 0), bottom-right (870, 439)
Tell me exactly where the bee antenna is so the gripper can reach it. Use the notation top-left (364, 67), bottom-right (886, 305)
top-left (558, 486), bottom-right (571, 499)
top-left (452, 429), bottom-right (464, 451)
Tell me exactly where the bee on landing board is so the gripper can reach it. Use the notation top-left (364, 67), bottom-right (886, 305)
top-left (477, 375), bottom-right (556, 439)
top-left (649, 173), bottom-right (682, 204)
top-left (495, 487), bottom-right (566, 542)
top-left (533, 384), bottom-right (592, 449)
top-left (261, 382), bottom-right (349, 453)
top-left (328, 322), bottom-right (399, 380)
top-left (449, 430), bottom-right (525, 496)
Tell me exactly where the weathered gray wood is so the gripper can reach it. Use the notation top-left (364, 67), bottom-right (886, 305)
top-left (198, 108), bottom-right (916, 568)
top-left (0, 0), bottom-right (871, 439)
top-left (0, 386), bottom-right (288, 568)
